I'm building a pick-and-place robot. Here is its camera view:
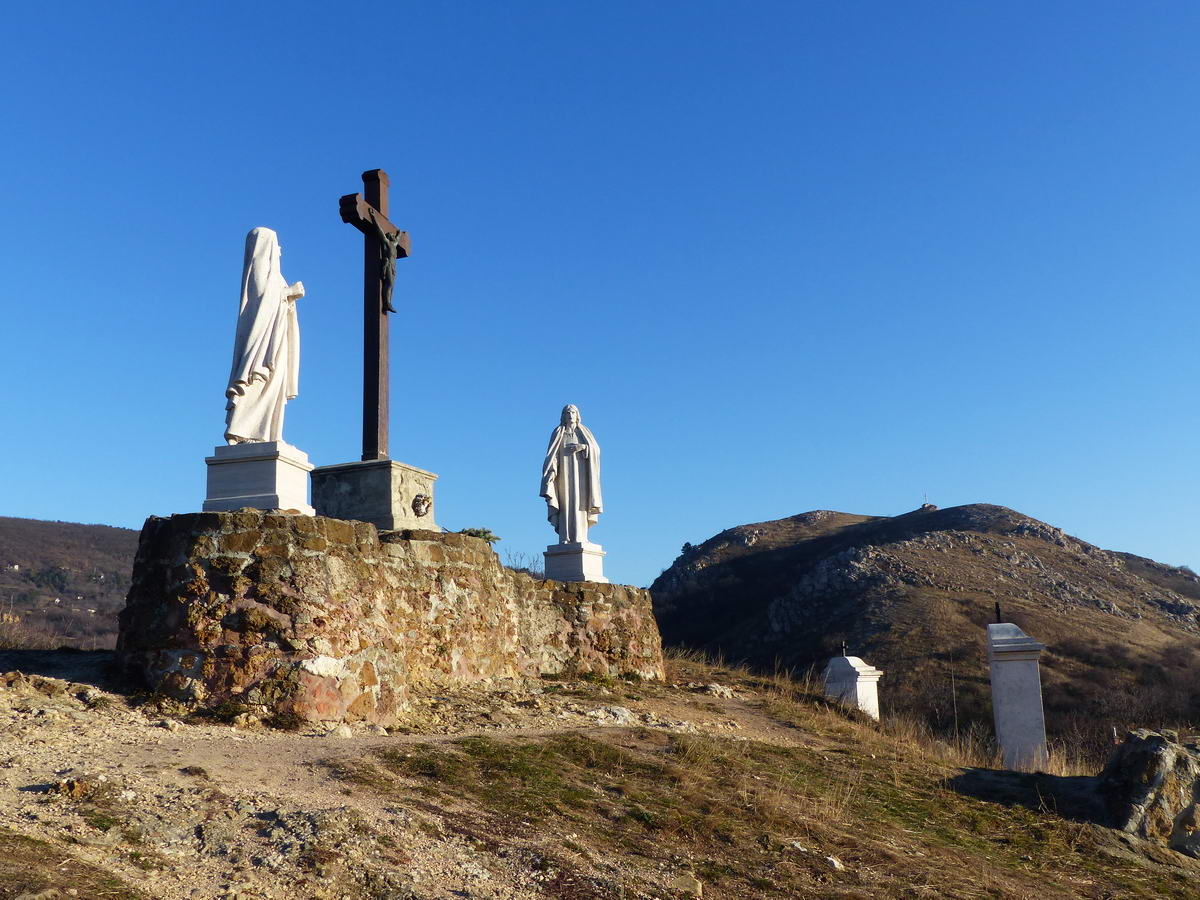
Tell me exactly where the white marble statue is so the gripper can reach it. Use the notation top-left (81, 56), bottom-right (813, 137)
top-left (224, 227), bottom-right (305, 444)
top-left (540, 404), bottom-right (603, 543)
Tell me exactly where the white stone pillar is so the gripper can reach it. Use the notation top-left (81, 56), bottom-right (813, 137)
top-left (987, 623), bottom-right (1048, 771)
top-left (822, 655), bottom-right (883, 720)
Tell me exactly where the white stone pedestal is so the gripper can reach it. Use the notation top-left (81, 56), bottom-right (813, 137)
top-left (310, 459), bottom-right (439, 532)
top-left (544, 542), bottom-right (607, 583)
top-left (203, 442), bottom-right (314, 515)
top-left (822, 655), bottom-right (883, 720)
top-left (987, 623), bottom-right (1048, 771)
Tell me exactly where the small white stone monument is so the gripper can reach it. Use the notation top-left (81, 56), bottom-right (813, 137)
top-left (204, 227), bottom-right (314, 515)
top-left (539, 404), bottom-right (607, 583)
top-left (987, 622), bottom-right (1048, 771)
top-left (822, 655), bottom-right (883, 720)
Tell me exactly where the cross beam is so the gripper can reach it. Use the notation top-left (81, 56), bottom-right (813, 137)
top-left (339, 169), bottom-right (410, 461)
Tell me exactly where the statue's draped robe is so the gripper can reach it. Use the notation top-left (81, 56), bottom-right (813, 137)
top-left (224, 228), bottom-right (300, 443)
top-left (540, 423), bottom-right (602, 543)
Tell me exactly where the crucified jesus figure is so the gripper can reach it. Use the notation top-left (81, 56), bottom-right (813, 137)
top-left (366, 208), bottom-right (403, 314)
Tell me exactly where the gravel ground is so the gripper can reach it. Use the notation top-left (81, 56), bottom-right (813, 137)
top-left (0, 651), bottom-right (766, 899)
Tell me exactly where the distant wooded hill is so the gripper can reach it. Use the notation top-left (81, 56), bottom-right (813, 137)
top-left (651, 503), bottom-right (1200, 756)
top-left (0, 516), bottom-right (139, 649)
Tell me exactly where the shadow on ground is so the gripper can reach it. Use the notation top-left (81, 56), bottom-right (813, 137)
top-left (948, 767), bottom-right (1107, 824)
top-left (0, 649), bottom-right (125, 692)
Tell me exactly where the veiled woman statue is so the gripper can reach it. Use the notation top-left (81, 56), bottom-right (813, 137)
top-left (224, 227), bottom-right (305, 444)
top-left (540, 404), bottom-right (603, 544)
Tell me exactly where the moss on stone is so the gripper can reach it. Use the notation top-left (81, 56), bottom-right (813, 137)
top-left (323, 520), bottom-right (356, 545)
top-left (230, 510), bottom-right (264, 529)
top-left (253, 585), bottom-right (302, 618)
top-left (209, 555), bottom-right (246, 575)
top-left (239, 607), bottom-right (278, 634)
top-left (221, 531), bottom-right (260, 554)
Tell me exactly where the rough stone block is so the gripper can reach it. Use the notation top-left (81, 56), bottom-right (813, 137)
top-left (311, 459), bottom-right (439, 532)
top-left (1101, 730), bottom-right (1200, 856)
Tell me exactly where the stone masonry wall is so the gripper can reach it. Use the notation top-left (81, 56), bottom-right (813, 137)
top-left (116, 511), bottom-right (664, 725)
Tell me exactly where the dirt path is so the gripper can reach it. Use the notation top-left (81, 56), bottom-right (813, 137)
top-left (0, 651), bottom-right (789, 899)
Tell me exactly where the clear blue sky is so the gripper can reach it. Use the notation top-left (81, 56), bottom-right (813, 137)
top-left (2, 2), bottom-right (1198, 586)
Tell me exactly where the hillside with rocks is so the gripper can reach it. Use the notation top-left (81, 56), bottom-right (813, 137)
top-left (0, 517), bottom-right (139, 649)
top-left (3, 648), bottom-right (1200, 899)
top-left (650, 503), bottom-right (1200, 751)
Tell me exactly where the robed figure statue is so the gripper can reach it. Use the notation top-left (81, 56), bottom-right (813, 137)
top-left (224, 227), bottom-right (305, 444)
top-left (540, 404), bottom-right (603, 544)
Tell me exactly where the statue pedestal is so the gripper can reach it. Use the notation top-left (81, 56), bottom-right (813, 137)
top-left (203, 442), bottom-right (314, 514)
top-left (544, 541), bottom-right (607, 584)
top-left (311, 459), bottom-right (439, 532)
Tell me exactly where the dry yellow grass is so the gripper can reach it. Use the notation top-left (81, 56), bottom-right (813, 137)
top-left (317, 649), bottom-right (1200, 898)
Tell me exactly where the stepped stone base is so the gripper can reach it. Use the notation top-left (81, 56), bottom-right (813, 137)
top-left (544, 541), bottom-right (608, 583)
top-left (203, 442), bottom-right (314, 515)
top-left (116, 510), bottom-right (664, 725)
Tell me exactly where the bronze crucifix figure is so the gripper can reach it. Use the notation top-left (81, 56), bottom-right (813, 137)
top-left (339, 169), bottom-right (410, 462)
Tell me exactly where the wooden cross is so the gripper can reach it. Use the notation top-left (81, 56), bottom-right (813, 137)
top-left (339, 169), bottom-right (411, 461)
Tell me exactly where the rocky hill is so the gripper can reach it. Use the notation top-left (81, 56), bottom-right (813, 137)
top-left (650, 504), bottom-right (1200, 751)
top-left (0, 516), bottom-right (139, 649)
